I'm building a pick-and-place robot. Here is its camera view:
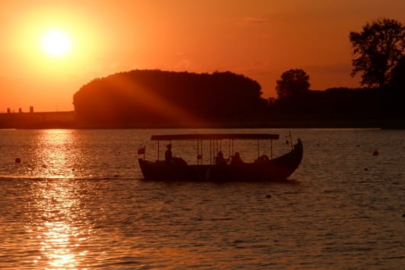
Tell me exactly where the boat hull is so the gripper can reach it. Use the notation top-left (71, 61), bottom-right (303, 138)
top-left (138, 139), bottom-right (303, 182)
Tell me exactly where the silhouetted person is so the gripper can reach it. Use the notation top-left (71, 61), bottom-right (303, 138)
top-left (165, 144), bottom-right (173, 164)
top-left (255, 154), bottom-right (270, 164)
top-left (215, 151), bottom-right (228, 165)
top-left (231, 152), bottom-right (243, 165)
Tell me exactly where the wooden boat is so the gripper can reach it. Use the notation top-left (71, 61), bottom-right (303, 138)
top-left (138, 133), bottom-right (303, 182)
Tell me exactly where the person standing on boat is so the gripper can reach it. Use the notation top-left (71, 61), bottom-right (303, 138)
top-left (165, 144), bottom-right (173, 164)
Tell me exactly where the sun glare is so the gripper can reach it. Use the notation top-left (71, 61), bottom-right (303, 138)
top-left (41, 30), bottom-right (71, 57)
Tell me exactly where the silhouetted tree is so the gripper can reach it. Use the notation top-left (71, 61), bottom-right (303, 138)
top-left (349, 18), bottom-right (405, 89)
top-left (276, 69), bottom-right (310, 101)
top-left (385, 55), bottom-right (405, 115)
top-left (73, 70), bottom-right (266, 126)
top-left (390, 55), bottom-right (405, 87)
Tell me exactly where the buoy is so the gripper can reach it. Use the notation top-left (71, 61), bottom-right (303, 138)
top-left (15, 158), bottom-right (21, 163)
top-left (373, 150), bottom-right (379, 156)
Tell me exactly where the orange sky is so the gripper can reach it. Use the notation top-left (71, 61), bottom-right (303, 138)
top-left (1, 0), bottom-right (405, 112)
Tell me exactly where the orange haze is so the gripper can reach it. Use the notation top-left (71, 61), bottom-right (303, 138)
top-left (1, 0), bottom-right (405, 112)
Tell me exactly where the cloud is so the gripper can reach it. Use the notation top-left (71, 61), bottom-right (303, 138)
top-left (234, 60), bottom-right (272, 76)
top-left (242, 16), bottom-right (270, 25)
top-left (172, 59), bottom-right (193, 71)
top-left (305, 63), bottom-right (352, 74)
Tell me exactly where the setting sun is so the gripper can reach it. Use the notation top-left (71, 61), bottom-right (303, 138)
top-left (41, 30), bottom-right (71, 57)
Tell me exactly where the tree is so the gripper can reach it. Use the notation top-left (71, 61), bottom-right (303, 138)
top-left (73, 70), bottom-right (266, 125)
top-left (276, 69), bottom-right (310, 100)
top-left (385, 55), bottom-right (405, 115)
top-left (390, 55), bottom-right (405, 87)
top-left (349, 18), bottom-right (405, 89)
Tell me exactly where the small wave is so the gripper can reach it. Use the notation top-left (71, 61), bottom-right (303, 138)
top-left (0, 175), bottom-right (139, 181)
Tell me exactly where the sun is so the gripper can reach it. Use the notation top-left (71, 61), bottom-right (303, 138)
top-left (41, 29), bottom-right (71, 57)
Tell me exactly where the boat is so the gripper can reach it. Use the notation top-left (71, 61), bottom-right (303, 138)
top-left (138, 133), bottom-right (303, 182)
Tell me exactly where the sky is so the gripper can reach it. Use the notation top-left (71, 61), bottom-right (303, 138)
top-left (1, 0), bottom-right (405, 112)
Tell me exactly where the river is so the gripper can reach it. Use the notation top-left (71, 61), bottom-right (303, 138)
top-left (0, 128), bottom-right (404, 269)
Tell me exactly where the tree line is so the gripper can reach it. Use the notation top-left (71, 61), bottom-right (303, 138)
top-left (73, 70), bottom-right (267, 126)
top-left (274, 18), bottom-right (405, 118)
top-left (73, 18), bottom-right (405, 127)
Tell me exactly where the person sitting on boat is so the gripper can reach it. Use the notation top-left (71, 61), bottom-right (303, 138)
top-left (231, 152), bottom-right (244, 165)
top-left (215, 151), bottom-right (228, 165)
top-left (165, 144), bottom-right (173, 164)
top-left (255, 154), bottom-right (270, 164)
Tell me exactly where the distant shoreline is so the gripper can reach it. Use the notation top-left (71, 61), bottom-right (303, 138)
top-left (1, 110), bottom-right (404, 129)
top-left (0, 118), bottom-right (404, 130)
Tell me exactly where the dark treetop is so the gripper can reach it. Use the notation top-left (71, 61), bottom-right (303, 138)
top-left (73, 69), bottom-right (266, 126)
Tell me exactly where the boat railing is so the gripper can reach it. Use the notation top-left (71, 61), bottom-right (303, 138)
top-left (146, 133), bottom-right (290, 165)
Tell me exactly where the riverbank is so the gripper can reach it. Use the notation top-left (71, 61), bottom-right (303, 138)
top-left (1, 116), bottom-right (404, 129)
top-left (1, 110), bottom-right (404, 129)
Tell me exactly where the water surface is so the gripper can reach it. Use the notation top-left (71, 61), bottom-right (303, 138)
top-left (1, 128), bottom-right (404, 269)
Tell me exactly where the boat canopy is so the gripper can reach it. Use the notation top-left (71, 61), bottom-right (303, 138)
top-left (151, 133), bottom-right (280, 141)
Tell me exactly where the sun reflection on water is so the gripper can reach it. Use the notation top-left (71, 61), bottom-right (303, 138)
top-left (40, 221), bottom-right (78, 269)
top-left (30, 129), bottom-right (78, 179)
top-left (25, 130), bottom-right (91, 269)
top-left (28, 178), bottom-right (93, 270)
